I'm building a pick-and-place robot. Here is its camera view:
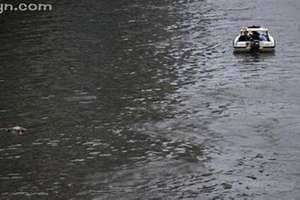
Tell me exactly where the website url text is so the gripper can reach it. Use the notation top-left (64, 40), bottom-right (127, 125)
top-left (0, 3), bottom-right (52, 14)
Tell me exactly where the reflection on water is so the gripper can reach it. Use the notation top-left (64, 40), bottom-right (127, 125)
top-left (1, 0), bottom-right (300, 199)
top-left (234, 51), bottom-right (275, 62)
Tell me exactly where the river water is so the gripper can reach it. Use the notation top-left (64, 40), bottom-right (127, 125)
top-left (1, 0), bottom-right (300, 199)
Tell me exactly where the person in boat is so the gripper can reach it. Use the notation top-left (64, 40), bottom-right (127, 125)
top-left (259, 34), bottom-right (268, 41)
top-left (239, 28), bottom-right (251, 41)
top-left (249, 31), bottom-right (260, 41)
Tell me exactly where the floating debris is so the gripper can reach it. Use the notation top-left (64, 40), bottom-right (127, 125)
top-left (0, 126), bottom-right (27, 135)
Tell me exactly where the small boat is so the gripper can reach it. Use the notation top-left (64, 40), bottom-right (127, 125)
top-left (233, 26), bottom-right (276, 53)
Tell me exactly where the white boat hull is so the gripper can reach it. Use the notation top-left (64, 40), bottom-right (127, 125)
top-left (233, 33), bottom-right (276, 53)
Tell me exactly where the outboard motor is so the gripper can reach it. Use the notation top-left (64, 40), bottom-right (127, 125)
top-left (250, 40), bottom-right (260, 51)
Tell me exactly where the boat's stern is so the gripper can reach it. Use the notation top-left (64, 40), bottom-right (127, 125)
top-left (233, 26), bottom-right (276, 53)
top-left (233, 36), bottom-right (276, 53)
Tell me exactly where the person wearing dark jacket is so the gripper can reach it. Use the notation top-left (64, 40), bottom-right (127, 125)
top-left (250, 31), bottom-right (260, 40)
top-left (239, 29), bottom-right (251, 41)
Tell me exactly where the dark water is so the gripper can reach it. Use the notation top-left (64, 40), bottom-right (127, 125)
top-left (1, 0), bottom-right (300, 199)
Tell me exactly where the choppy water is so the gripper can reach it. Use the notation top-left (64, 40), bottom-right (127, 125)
top-left (1, 0), bottom-right (300, 199)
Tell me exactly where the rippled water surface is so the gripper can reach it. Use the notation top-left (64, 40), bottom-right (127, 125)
top-left (1, 0), bottom-right (300, 199)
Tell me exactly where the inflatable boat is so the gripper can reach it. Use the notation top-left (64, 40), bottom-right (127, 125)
top-left (233, 26), bottom-right (276, 53)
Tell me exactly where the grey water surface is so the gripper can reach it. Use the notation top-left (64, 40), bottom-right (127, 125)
top-left (1, 0), bottom-right (300, 199)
